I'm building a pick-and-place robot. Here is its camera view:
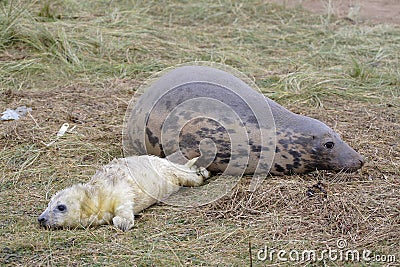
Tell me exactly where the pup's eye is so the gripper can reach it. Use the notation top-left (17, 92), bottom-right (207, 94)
top-left (324, 141), bottom-right (334, 149)
top-left (57, 204), bottom-right (67, 212)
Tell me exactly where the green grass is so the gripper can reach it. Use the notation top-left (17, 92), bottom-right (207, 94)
top-left (1, 0), bottom-right (399, 102)
top-left (0, 0), bottom-right (399, 266)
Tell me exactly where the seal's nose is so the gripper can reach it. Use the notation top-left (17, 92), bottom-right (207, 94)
top-left (359, 157), bottom-right (365, 166)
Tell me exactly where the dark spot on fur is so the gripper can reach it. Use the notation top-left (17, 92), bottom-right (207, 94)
top-left (293, 160), bottom-right (301, 168)
top-left (293, 136), bottom-right (313, 148)
top-left (278, 139), bottom-right (289, 149)
top-left (179, 133), bottom-right (199, 148)
top-left (165, 100), bottom-right (172, 109)
top-left (251, 145), bottom-right (262, 152)
top-left (245, 115), bottom-right (258, 125)
top-left (289, 150), bottom-right (302, 159)
top-left (218, 158), bottom-right (230, 164)
top-left (214, 138), bottom-right (229, 146)
top-left (146, 127), bottom-right (159, 147)
top-left (288, 150), bottom-right (302, 166)
top-left (159, 144), bottom-right (165, 157)
top-left (217, 152), bottom-right (231, 160)
top-left (286, 164), bottom-right (294, 173)
top-left (274, 164), bottom-right (285, 173)
top-left (216, 126), bottom-right (225, 132)
top-left (275, 147), bottom-right (280, 153)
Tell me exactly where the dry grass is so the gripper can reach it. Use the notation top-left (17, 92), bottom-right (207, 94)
top-left (0, 0), bottom-right (399, 266)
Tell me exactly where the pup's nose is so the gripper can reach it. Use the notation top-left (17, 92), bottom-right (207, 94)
top-left (38, 216), bottom-right (47, 225)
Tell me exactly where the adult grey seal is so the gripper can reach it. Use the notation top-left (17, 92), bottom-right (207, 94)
top-left (123, 65), bottom-right (364, 176)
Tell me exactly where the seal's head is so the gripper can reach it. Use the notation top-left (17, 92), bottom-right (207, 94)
top-left (38, 184), bottom-right (88, 229)
top-left (272, 115), bottom-right (364, 175)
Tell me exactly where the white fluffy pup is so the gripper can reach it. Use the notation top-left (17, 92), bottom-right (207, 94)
top-left (38, 155), bottom-right (209, 231)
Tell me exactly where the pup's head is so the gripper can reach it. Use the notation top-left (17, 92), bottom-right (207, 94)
top-left (38, 184), bottom-right (88, 229)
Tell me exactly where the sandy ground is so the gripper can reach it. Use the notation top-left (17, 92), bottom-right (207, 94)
top-left (268, 0), bottom-right (400, 24)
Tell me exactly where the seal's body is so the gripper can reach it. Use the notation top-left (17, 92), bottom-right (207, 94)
top-left (124, 65), bottom-right (364, 176)
top-left (38, 155), bottom-right (209, 231)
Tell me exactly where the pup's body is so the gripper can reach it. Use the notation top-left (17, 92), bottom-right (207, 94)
top-left (38, 155), bottom-right (209, 231)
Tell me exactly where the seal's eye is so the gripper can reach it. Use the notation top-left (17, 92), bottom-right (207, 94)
top-left (324, 141), bottom-right (334, 149)
top-left (57, 204), bottom-right (67, 212)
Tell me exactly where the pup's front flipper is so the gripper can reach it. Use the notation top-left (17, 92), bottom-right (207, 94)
top-left (178, 157), bottom-right (210, 187)
top-left (187, 157), bottom-right (210, 180)
top-left (112, 216), bottom-right (134, 231)
top-left (112, 202), bottom-right (135, 231)
top-left (196, 166), bottom-right (210, 179)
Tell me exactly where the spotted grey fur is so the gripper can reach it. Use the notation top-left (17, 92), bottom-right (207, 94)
top-left (124, 65), bottom-right (364, 175)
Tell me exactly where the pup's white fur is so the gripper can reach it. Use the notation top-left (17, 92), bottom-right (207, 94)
top-left (38, 155), bottom-right (209, 231)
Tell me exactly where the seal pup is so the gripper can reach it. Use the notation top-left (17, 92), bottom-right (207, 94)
top-left (38, 155), bottom-right (209, 231)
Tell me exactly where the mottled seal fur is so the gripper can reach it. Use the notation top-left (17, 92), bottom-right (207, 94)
top-left (124, 65), bottom-right (364, 175)
top-left (38, 155), bottom-right (209, 231)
